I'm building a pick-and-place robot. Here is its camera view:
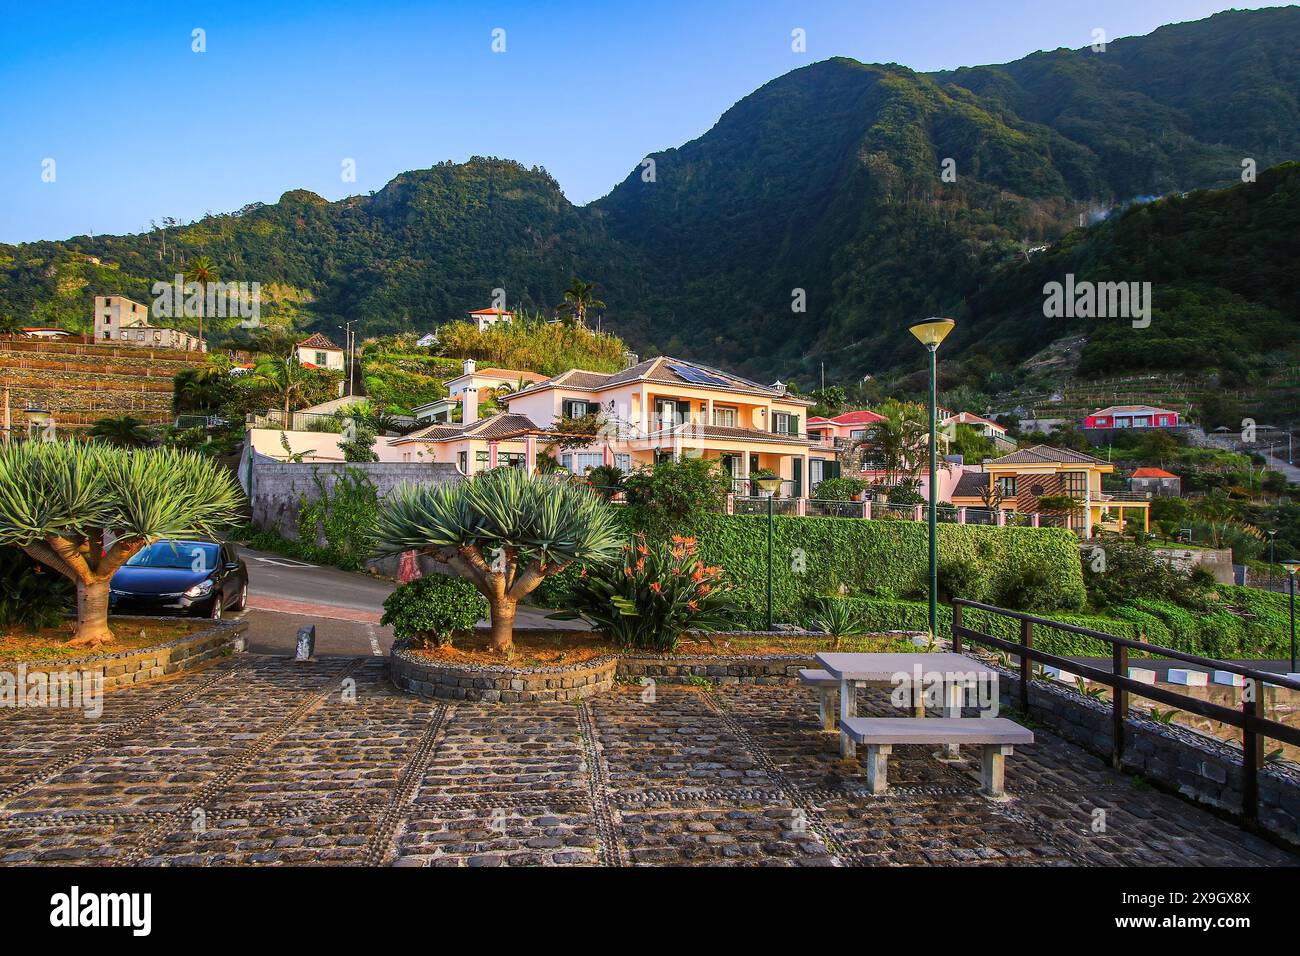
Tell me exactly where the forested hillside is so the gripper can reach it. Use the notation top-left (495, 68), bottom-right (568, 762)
top-left (2, 7), bottom-right (1297, 387)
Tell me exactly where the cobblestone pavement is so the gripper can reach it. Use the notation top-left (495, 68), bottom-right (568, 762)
top-left (0, 656), bottom-right (1295, 866)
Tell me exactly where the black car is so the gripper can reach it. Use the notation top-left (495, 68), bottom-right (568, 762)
top-left (109, 540), bottom-right (249, 619)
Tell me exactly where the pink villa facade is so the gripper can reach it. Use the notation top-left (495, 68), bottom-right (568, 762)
top-left (1083, 405), bottom-right (1180, 429)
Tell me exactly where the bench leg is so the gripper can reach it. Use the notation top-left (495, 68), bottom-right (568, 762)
top-left (980, 744), bottom-right (1014, 798)
top-left (865, 744), bottom-right (892, 794)
top-left (938, 681), bottom-right (966, 761)
top-left (839, 679), bottom-right (856, 759)
top-left (818, 686), bottom-right (837, 733)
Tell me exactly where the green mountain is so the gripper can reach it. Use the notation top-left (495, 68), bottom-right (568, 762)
top-left (2, 7), bottom-right (1298, 384)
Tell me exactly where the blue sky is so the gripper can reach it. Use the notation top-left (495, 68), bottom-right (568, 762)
top-left (0, 0), bottom-right (1289, 244)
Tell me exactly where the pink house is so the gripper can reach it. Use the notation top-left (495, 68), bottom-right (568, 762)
top-left (1084, 405), bottom-right (1179, 429)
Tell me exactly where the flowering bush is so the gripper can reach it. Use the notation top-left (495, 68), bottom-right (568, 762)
top-left (551, 534), bottom-right (739, 651)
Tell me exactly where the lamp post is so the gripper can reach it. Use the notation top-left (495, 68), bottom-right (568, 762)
top-left (755, 473), bottom-right (784, 630)
top-left (909, 318), bottom-right (955, 640)
top-left (1283, 560), bottom-right (1300, 674)
top-left (1267, 529), bottom-right (1277, 591)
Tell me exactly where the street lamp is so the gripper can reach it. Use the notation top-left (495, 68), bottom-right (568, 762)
top-left (909, 317), bottom-right (955, 641)
top-left (1283, 560), bottom-right (1300, 674)
top-left (754, 473), bottom-right (784, 630)
top-left (1268, 529), bottom-right (1277, 591)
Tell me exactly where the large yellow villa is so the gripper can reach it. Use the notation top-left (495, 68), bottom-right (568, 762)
top-left (950, 444), bottom-right (1150, 536)
top-left (382, 356), bottom-right (822, 494)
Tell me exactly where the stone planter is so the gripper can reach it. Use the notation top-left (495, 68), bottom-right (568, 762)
top-left (390, 640), bottom-right (618, 703)
top-left (0, 617), bottom-right (248, 693)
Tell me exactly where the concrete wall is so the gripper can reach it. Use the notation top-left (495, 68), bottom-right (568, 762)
top-left (247, 459), bottom-right (460, 540)
top-left (1152, 546), bottom-right (1235, 585)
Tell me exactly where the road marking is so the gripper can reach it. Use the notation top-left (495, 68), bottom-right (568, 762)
top-left (250, 555), bottom-right (320, 569)
top-left (366, 624), bottom-right (383, 656)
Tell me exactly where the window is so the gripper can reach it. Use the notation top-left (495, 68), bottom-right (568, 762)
top-left (315, 351), bottom-right (327, 365)
top-left (1062, 471), bottom-right (1088, 495)
top-left (771, 412), bottom-right (797, 435)
top-left (850, 428), bottom-right (867, 440)
top-left (615, 453), bottom-right (631, 471)
top-left (712, 406), bottom-right (738, 428)
top-left (561, 452), bottom-right (603, 473)
top-left (655, 398), bottom-right (687, 426)
top-left (562, 398), bottom-right (595, 419)
top-left (457, 451), bottom-right (468, 472)
top-left (996, 476), bottom-right (1018, 497)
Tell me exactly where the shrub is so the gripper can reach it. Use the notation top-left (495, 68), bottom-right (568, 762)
top-left (380, 575), bottom-right (487, 648)
top-left (1082, 541), bottom-right (1211, 610)
top-left (551, 534), bottom-right (739, 651)
top-left (996, 565), bottom-right (1071, 611)
top-left (586, 464), bottom-right (625, 499)
top-left (886, 481), bottom-right (925, 505)
top-left (937, 555), bottom-right (992, 603)
top-left (623, 458), bottom-right (730, 539)
top-left (0, 546), bottom-right (72, 631)
top-left (811, 476), bottom-right (868, 500)
top-left (296, 469), bottom-right (380, 571)
top-left (808, 597), bottom-right (866, 648)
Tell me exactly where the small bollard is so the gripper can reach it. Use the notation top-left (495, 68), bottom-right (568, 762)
top-left (295, 625), bottom-right (316, 661)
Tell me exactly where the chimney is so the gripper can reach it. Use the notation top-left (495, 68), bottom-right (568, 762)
top-left (622, 350), bottom-right (639, 369)
top-left (462, 387), bottom-right (478, 426)
top-left (463, 358), bottom-right (476, 376)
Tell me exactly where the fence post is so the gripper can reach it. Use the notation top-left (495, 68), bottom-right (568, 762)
top-left (862, 500), bottom-right (871, 520)
top-left (1112, 643), bottom-right (1127, 769)
top-left (725, 493), bottom-right (734, 515)
top-left (1019, 618), bottom-right (1033, 714)
top-left (1031, 513), bottom-right (1040, 528)
top-left (997, 510), bottom-right (1007, 527)
top-left (951, 603), bottom-right (962, 654)
top-left (957, 507), bottom-right (966, 525)
top-left (1242, 681), bottom-right (1264, 823)
top-left (796, 497), bottom-right (807, 516)
top-left (913, 504), bottom-right (923, 521)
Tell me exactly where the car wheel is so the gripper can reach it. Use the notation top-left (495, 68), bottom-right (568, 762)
top-left (209, 594), bottom-right (223, 620)
top-left (233, 582), bottom-right (248, 612)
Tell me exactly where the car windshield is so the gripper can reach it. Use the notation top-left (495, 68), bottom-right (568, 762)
top-left (125, 542), bottom-right (220, 571)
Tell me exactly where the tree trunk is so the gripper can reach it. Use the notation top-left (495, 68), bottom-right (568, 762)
top-left (488, 597), bottom-right (517, 654)
top-left (67, 577), bottom-right (114, 648)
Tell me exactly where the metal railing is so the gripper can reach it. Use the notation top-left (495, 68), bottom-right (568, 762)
top-left (951, 599), bottom-right (1300, 824)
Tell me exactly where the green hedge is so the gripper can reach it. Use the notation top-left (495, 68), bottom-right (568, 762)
top-left (679, 514), bottom-right (1086, 629)
top-left (835, 589), bottom-right (1293, 660)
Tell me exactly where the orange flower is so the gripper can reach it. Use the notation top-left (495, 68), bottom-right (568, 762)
top-left (670, 547), bottom-right (685, 559)
top-left (636, 557), bottom-right (646, 571)
top-left (671, 534), bottom-right (688, 544)
top-left (687, 600), bottom-right (698, 610)
top-left (650, 581), bottom-right (662, 593)
top-left (699, 583), bottom-right (712, 594)
top-left (637, 543), bottom-right (649, 555)
top-left (579, 567), bottom-right (588, 578)
top-left (691, 567), bottom-right (705, 582)
top-left (624, 567), bottom-right (634, 577)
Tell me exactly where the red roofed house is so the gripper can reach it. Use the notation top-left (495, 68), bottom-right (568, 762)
top-left (295, 333), bottom-right (345, 371)
top-left (942, 410), bottom-right (1016, 452)
top-left (468, 306), bottom-right (514, 332)
top-left (807, 410), bottom-right (887, 488)
top-left (1128, 467), bottom-right (1181, 498)
top-left (1084, 405), bottom-right (1179, 429)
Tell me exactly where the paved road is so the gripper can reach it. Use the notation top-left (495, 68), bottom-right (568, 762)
top-left (232, 545), bottom-right (578, 658)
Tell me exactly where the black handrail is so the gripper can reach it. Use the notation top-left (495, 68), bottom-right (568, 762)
top-left (950, 598), bottom-right (1300, 825)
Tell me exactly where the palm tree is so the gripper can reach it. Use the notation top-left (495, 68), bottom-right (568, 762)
top-left (173, 358), bottom-right (230, 413)
top-left (0, 314), bottom-right (23, 337)
top-left (0, 441), bottom-right (242, 646)
top-left (555, 278), bottom-right (606, 330)
top-left (250, 355), bottom-right (311, 424)
top-left (851, 400), bottom-right (929, 487)
top-left (88, 415), bottom-right (154, 447)
top-left (183, 255), bottom-right (219, 348)
top-left (372, 468), bottom-right (622, 652)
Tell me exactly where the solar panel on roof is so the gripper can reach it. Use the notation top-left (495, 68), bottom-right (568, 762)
top-left (668, 363), bottom-right (728, 387)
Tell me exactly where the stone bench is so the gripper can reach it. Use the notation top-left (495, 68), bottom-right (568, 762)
top-left (840, 716), bottom-right (1034, 798)
top-left (800, 668), bottom-right (840, 732)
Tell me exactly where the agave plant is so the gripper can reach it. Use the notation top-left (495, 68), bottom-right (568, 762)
top-left (0, 440), bottom-right (243, 646)
top-left (372, 468), bottom-right (623, 652)
top-left (811, 597), bottom-right (866, 649)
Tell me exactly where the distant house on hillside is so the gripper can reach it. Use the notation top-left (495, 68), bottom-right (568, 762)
top-left (415, 332), bottom-right (438, 348)
top-left (468, 307), bottom-right (513, 332)
top-left (295, 333), bottom-right (345, 371)
top-left (93, 295), bottom-right (205, 352)
top-left (1084, 404), bottom-right (1179, 430)
top-left (942, 410), bottom-right (1016, 452)
top-left (1128, 467), bottom-right (1181, 498)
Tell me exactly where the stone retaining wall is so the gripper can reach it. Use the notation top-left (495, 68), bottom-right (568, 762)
top-left (390, 641), bottom-right (618, 702)
top-left (995, 668), bottom-right (1300, 848)
top-left (0, 618), bottom-right (247, 692)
